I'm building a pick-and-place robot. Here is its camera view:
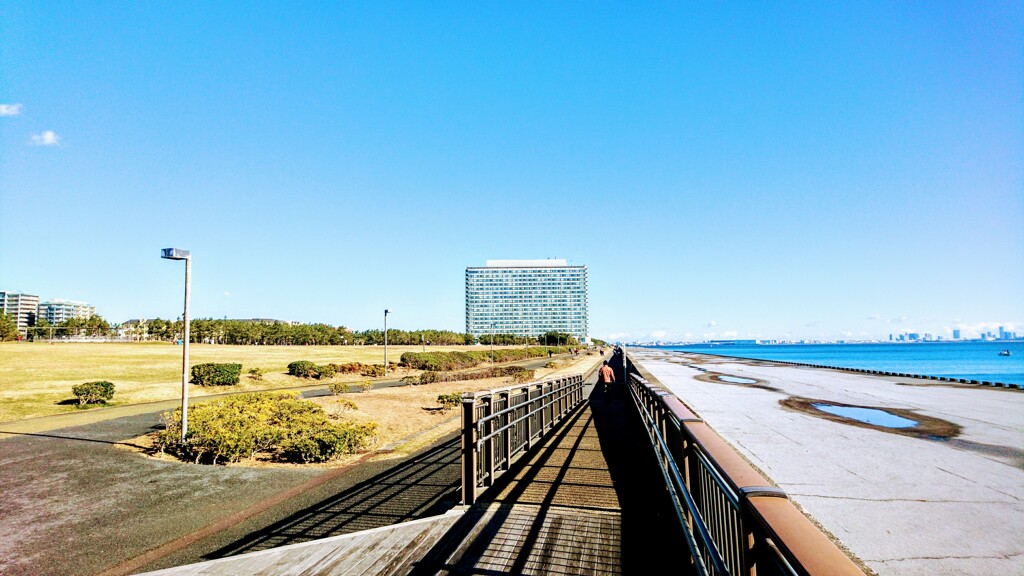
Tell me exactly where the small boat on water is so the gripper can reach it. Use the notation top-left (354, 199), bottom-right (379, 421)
top-left (998, 349), bottom-right (1012, 356)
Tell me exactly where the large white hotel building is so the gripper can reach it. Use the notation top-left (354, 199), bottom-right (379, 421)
top-left (465, 259), bottom-right (588, 343)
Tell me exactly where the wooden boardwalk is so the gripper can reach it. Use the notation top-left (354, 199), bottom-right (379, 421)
top-left (143, 370), bottom-right (679, 575)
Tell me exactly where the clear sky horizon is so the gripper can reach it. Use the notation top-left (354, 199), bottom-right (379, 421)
top-left (2, 2), bottom-right (1021, 342)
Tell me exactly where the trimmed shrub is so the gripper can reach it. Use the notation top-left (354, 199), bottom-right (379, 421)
top-left (314, 364), bottom-right (336, 379)
top-left (360, 364), bottom-right (386, 378)
top-left (355, 380), bottom-right (374, 393)
top-left (247, 367), bottom-right (265, 381)
top-left (157, 391), bottom-right (378, 464)
top-left (281, 421), bottom-right (378, 463)
top-left (328, 381), bottom-right (350, 395)
top-left (72, 380), bottom-right (115, 405)
top-left (437, 393), bottom-right (462, 412)
top-left (327, 362), bottom-right (365, 374)
top-left (190, 363), bottom-right (242, 386)
top-left (287, 360), bottom-right (317, 378)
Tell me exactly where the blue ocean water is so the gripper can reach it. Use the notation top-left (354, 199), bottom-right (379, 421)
top-left (653, 341), bottom-right (1024, 385)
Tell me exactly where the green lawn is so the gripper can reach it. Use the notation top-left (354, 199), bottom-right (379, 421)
top-left (0, 341), bottom-right (495, 422)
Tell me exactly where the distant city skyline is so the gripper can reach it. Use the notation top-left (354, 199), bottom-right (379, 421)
top-left (2, 3), bottom-right (1021, 342)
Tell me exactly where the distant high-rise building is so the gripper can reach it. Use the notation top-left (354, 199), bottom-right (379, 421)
top-left (37, 299), bottom-right (96, 325)
top-left (999, 326), bottom-right (1007, 340)
top-left (952, 329), bottom-right (961, 340)
top-left (466, 259), bottom-right (588, 342)
top-left (0, 291), bottom-right (41, 334)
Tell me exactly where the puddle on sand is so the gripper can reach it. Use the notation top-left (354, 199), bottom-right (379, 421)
top-left (812, 404), bottom-right (918, 429)
top-left (717, 375), bottom-right (757, 384)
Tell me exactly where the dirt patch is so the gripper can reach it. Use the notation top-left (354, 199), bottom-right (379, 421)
top-left (695, 372), bottom-right (779, 392)
top-left (780, 396), bottom-right (961, 440)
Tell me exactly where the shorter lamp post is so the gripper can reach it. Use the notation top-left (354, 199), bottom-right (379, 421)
top-left (161, 248), bottom-right (191, 443)
top-left (490, 323), bottom-right (495, 364)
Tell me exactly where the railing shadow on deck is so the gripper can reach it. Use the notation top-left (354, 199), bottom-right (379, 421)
top-left (409, 400), bottom-right (600, 575)
top-left (408, 360), bottom-right (684, 575)
top-left (203, 437), bottom-right (463, 559)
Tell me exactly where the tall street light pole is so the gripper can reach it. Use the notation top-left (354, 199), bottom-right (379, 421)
top-left (384, 309), bottom-right (390, 374)
top-left (161, 248), bottom-right (191, 443)
top-left (490, 323), bottom-right (495, 364)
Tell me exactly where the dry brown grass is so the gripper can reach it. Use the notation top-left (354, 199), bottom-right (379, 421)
top-left (121, 353), bottom-right (603, 469)
top-left (0, 341), bottom-right (526, 422)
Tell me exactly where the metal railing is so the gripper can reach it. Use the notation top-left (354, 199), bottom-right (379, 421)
top-left (626, 353), bottom-right (864, 576)
top-left (460, 373), bottom-right (586, 505)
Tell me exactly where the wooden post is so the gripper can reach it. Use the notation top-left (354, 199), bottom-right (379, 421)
top-left (461, 395), bottom-right (478, 505)
top-left (485, 395), bottom-right (495, 486)
top-left (502, 391), bottom-right (512, 471)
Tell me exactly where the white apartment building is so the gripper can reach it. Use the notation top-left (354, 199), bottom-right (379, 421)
top-left (0, 291), bottom-right (41, 334)
top-left (37, 299), bottom-right (96, 325)
top-left (466, 259), bottom-right (588, 342)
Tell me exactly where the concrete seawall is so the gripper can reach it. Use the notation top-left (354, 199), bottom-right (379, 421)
top-left (628, 348), bottom-right (1024, 576)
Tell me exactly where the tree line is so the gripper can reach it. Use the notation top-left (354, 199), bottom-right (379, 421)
top-left (0, 311), bottom-right (585, 347)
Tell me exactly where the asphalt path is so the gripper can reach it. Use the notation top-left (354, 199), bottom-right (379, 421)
top-left (0, 354), bottom-right (587, 576)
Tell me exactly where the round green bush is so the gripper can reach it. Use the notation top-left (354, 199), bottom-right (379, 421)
top-left (72, 381), bottom-right (115, 405)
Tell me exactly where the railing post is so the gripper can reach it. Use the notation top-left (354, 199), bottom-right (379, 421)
top-left (502, 391), bottom-right (512, 471)
top-left (485, 394), bottom-right (495, 486)
top-left (526, 385), bottom-right (536, 450)
top-left (461, 395), bottom-right (478, 505)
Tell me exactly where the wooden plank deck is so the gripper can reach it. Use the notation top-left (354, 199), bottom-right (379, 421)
top-left (142, 372), bottom-right (677, 575)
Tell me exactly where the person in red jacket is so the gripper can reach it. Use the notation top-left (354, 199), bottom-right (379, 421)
top-left (598, 360), bottom-right (615, 394)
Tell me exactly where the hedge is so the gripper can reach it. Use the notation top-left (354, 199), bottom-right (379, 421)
top-left (190, 363), bottom-right (242, 386)
top-left (417, 365), bottom-right (535, 385)
top-left (400, 347), bottom-right (566, 371)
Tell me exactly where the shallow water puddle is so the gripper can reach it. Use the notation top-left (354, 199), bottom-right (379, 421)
top-left (717, 375), bottom-right (757, 384)
top-left (812, 404), bottom-right (918, 429)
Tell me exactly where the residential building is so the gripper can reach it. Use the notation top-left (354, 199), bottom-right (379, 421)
top-left (0, 291), bottom-right (41, 334)
top-left (465, 259), bottom-right (588, 342)
top-left (37, 299), bottom-right (95, 325)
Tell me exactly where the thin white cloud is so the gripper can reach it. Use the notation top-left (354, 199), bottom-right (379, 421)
top-left (866, 313), bottom-right (881, 320)
top-left (649, 330), bottom-right (668, 339)
top-left (706, 320), bottom-right (717, 327)
top-left (30, 130), bottom-right (61, 146)
top-left (0, 103), bottom-right (23, 116)
top-left (607, 332), bottom-right (629, 340)
top-left (889, 315), bottom-right (908, 324)
top-left (223, 291), bottom-right (231, 297)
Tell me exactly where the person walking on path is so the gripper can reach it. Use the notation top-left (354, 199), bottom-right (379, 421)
top-left (598, 360), bottom-right (616, 395)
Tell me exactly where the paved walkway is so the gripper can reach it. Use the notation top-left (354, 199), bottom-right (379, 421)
top-left (629, 349), bottom-right (1024, 576)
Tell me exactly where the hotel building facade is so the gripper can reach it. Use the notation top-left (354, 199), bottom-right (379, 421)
top-left (465, 259), bottom-right (588, 343)
top-left (0, 291), bottom-right (41, 334)
top-left (37, 299), bottom-right (96, 325)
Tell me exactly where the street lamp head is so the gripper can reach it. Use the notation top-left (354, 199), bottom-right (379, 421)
top-left (384, 309), bottom-right (390, 315)
top-left (161, 248), bottom-right (191, 260)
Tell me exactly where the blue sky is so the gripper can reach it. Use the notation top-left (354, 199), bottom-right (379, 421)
top-left (1, 2), bottom-right (1021, 342)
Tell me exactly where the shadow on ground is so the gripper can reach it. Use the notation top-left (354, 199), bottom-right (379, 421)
top-left (408, 353), bottom-right (687, 574)
top-left (205, 437), bottom-right (463, 558)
